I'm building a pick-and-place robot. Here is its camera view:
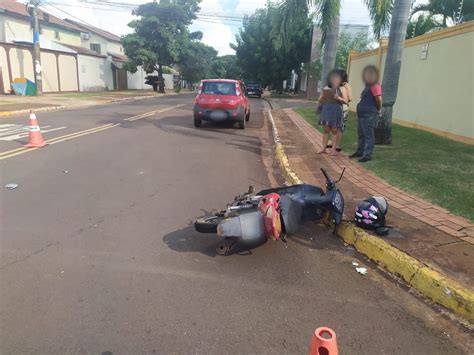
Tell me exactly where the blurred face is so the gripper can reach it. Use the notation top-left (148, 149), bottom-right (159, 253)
top-left (329, 73), bottom-right (342, 88)
top-left (363, 69), bottom-right (378, 85)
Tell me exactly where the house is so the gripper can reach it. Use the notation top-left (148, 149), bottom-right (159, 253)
top-left (63, 18), bottom-right (177, 92)
top-left (0, 0), bottom-right (82, 93)
top-left (0, 0), bottom-right (176, 94)
top-left (63, 19), bottom-right (128, 91)
top-left (0, 0), bottom-right (82, 46)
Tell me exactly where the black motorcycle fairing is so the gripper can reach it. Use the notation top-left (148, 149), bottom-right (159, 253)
top-left (258, 184), bottom-right (330, 221)
top-left (279, 195), bottom-right (303, 235)
top-left (257, 184), bottom-right (325, 200)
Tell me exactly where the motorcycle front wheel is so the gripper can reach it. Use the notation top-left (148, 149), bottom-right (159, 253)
top-left (194, 216), bottom-right (222, 233)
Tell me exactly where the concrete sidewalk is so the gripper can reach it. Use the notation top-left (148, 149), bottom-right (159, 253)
top-left (268, 105), bottom-right (473, 321)
top-left (0, 90), bottom-right (166, 117)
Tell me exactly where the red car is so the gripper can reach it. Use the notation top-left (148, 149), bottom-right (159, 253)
top-left (193, 79), bottom-right (250, 129)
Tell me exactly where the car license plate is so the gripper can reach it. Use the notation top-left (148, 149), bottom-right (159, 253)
top-left (210, 110), bottom-right (227, 120)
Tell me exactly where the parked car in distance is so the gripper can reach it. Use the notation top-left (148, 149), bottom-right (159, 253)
top-left (193, 79), bottom-right (250, 129)
top-left (245, 83), bottom-right (263, 98)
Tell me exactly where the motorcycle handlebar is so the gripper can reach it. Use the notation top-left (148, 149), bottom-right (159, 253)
top-left (320, 168), bottom-right (331, 183)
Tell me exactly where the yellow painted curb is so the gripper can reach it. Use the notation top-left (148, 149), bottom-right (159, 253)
top-left (339, 222), bottom-right (474, 323)
top-left (265, 102), bottom-right (474, 323)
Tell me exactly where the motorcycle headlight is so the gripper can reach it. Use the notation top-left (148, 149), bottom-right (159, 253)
top-left (332, 190), bottom-right (344, 214)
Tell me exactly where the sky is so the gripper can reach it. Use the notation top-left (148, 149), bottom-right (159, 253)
top-left (38, 0), bottom-right (397, 56)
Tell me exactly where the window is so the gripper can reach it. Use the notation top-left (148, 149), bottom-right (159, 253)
top-left (202, 82), bottom-right (236, 95)
top-left (54, 31), bottom-right (60, 40)
top-left (90, 43), bottom-right (101, 54)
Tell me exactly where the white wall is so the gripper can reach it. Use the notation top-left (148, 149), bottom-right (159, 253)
top-left (163, 73), bottom-right (174, 90)
top-left (127, 67), bottom-right (149, 90)
top-left (78, 54), bottom-right (113, 91)
top-left (127, 67), bottom-right (175, 90)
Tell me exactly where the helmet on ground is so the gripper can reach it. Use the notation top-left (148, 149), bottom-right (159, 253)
top-left (354, 196), bottom-right (389, 234)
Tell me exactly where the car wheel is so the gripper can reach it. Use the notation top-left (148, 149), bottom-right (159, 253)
top-left (194, 117), bottom-right (202, 127)
top-left (245, 111), bottom-right (250, 122)
top-left (238, 117), bottom-right (245, 129)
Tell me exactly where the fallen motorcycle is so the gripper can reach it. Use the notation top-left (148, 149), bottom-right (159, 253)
top-left (194, 168), bottom-right (345, 255)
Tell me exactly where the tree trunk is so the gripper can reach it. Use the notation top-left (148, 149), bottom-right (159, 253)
top-left (157, 64), bottom-right (165, 94)
top-left (320, 15), bottom-right (340, 91)
top-left (377, 0), bottom-right (411, 145)
top-left (306, 25), bottom-right (322, 99)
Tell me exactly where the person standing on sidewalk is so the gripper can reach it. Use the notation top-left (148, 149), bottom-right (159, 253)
top-left (317, 69), bottom-right (348, 156)
top-left (350, 65), bottom-right (382, 163)
top-left (334, 69), bottom-right (352, 152)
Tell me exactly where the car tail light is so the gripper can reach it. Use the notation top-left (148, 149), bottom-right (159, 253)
top-left (235, 83), bottom-right (241, 96)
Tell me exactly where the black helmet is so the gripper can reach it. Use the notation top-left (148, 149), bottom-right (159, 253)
top-left (354, 196), bottom-right (389, 235)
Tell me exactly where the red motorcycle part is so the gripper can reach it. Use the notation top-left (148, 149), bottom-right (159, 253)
top-left (258, 192), bottom-right (282, 240)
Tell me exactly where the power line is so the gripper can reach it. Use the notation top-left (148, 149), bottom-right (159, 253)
top-left (40, 3), bottom-right (100, 28)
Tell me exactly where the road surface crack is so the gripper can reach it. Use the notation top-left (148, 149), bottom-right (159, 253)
top-left (0, 241), bottom-right (62, 270)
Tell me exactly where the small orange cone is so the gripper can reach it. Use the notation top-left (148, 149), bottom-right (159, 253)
top-left (24, 111), bottom-right (47, 148)
top-left (309, 327), bottom-right (338, 355)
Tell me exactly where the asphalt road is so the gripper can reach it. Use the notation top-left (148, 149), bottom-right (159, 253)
top-left (0, 94), bottom-right (468, 354)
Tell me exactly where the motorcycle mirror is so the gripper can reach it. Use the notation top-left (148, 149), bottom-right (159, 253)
top-left (335, 168), bottom-right (346, 183)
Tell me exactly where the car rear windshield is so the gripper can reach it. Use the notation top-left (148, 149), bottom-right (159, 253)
top-left (202, 82), bottom-right (236, 95)
top-left (247, 84), bottom-right (260, 89)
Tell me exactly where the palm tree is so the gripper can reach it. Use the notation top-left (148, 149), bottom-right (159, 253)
top-left (406, 14), bottom-right (443, 39)
top-left (411, 0), bottom-right (474, 27)
top-left (278, 0), bottom-right (392, 91)
top-left (376, 0), bottom-right (412, 144)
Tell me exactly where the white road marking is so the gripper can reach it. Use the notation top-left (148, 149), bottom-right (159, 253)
top-left (0, 124), bottom-right (66, 141)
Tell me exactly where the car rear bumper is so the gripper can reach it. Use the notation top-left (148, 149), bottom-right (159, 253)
top-left (193, 105), bottom-right (245, 122)
top-left (246, 91), bottom-right (261, 97)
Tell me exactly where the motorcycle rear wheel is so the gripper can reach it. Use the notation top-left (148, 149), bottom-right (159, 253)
top-left (194, 216), bottom-right (222, 233)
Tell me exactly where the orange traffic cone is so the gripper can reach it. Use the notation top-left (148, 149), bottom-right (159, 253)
top-left (24, 111), bottom-right (47, 148)
top-left (309, 327), bottom-right (338, 355)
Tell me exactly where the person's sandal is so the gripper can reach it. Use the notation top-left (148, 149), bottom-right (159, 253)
top-left (336, 148), bottom-right (342, 152)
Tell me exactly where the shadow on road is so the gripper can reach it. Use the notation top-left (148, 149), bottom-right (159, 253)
top-left (162, 224), bottom-right (268, 257)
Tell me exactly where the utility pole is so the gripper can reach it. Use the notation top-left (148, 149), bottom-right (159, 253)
top-left (28, 0), bottom-right (43, 95)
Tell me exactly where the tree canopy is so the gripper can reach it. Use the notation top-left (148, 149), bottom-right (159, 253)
top-left (233, 2), bottom-right (311, 90)
top-left (122, 0), bottom-right (201, 92)
top-left (179, 40), bottom-right (218, 84)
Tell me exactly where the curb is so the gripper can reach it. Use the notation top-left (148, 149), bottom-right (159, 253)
top-left (264, 101), bottom-right (302, 186)
top-left (264, 103), bottom-right (474, 323)
top-left (0, 105), bottom-right (66, 117)
top-left (0, 93), bottom-right (163, 118)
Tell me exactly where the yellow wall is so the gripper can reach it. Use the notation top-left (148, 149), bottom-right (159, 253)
top-left (348, 52), bottom-right (378, 112)
top-left (81, 32), bottom-right (123, 56)
top-left (3, 17), bottom-right (31, 42)
top-left (9, 47), bottom-right (34, 81)
top-left (41, 27), bottom-right (81, 46)
top-left (1, 15), bottom-right (81, 46)
top-left (58, 54), bottom-right (78, 91)
top-left (348, 22), bottom-right (474, 143)
top-left (107, 41), bottom-right (123, 55)
top-left (0, 46), bottom-right (10, 93)
top-left (40, 52), bottom-right (59, 92)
